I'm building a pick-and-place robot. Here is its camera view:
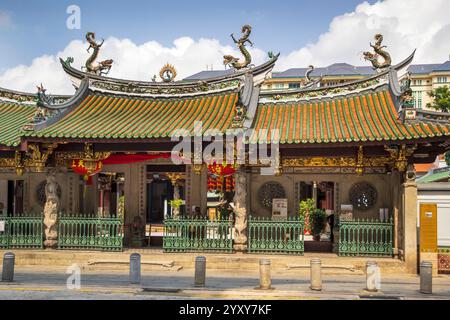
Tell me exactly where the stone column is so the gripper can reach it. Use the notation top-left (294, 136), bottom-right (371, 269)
top-left (232, 166), bottom-right (248, 252)
top-left (43, 169), bottom-right (59, 249)
top-left (402, 179), bottom-right (418, 273)
top-left (173, 182), bottom-right (180, 219)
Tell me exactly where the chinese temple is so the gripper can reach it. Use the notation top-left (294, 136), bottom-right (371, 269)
top-left (0, 28), bottom-right (449, 273)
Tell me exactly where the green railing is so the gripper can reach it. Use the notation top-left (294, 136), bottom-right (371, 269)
top-left (163, 218), bottom-right (234, 253)
top-left (248, 216), bottom-right (305, 255)
top-left (58, 215), bottom-right (124, 251)
top-left (0, 216), bottom-right (44, 249)
top-left (338, 218), bottom-right (393, 257)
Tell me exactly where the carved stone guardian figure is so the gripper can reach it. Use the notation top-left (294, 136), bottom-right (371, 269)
top-left (43, 169), bottom-right (59, 249)
top-left (231, 166), bottom-right (248, 251)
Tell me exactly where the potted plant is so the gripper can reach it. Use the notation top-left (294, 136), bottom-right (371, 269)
top-left (299, 199), bottom-right (316, 235)
top-left (310, 208), bottom-right (327, 241)
top-left (169, 199), bottom-right (184, 219)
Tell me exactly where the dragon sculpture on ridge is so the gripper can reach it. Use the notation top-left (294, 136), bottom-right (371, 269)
top-left (304, 65), bottom-right (315, 85)
top-left (224, 25), bottom-right (253, 70)
top-left (84, 32), bottom-right (114, 76)
top-left (363, 34), bottom-right (392, 70)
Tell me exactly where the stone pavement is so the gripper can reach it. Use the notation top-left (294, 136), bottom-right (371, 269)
top-left (0, 267), bottom-right (449, 300)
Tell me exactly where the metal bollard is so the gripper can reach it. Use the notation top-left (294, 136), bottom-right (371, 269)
top-left (1, 252), bottom-right (15, 282)
top-left (420, 261), bottom-right (432, 294)
top-left (259, 259), bottom-right (271, 290)
top-left (129, 253), bottom-right (141, 285)
top-left (310, 258), bottom-right (322, 291)
top-left (365, 261), bottom-right (380, 292)
top-left (194, 256), bottom-right (206, 287)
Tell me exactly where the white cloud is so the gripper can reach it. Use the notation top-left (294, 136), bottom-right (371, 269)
top-left (0, 36), bottom-right (266, 95)
top-left (276, 0), bottom-right (450, 70)
top-left (0, 0), bottom-right (449, 94)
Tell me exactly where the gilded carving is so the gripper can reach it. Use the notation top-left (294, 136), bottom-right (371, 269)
top-left (27, 143), bottom-right (58, 173)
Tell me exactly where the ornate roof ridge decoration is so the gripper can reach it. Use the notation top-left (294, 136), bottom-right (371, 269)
top-left (59, 52), bottom-right (279, 94)
top-left (22, 79), bottom-right (91, 132)
top-left (224, 25), bottom-right (253, 70)
top-left (0, 86), bottom-right (70, 105)
top-left (159, 63), bottom-right (177, 82)
top-left (259, 77), bottom-right (389, 104)
top-left (363, 34), bottom-right (392, 71)
top-left (259, 50), bottom-right (415, 101)
top-left (83, 32), bottom-right (114, 76)
top-left (88, 77), bottom-right (241, 98)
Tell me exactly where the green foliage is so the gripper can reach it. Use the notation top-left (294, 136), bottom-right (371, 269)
top-left (427, 86), bottom-right (450, 112)
top-left (299, 199), bottom-right (316, 218)
top-left (169, 199), bottom-right (183, 209)
top-left (309, 208), bottom-right (327, 237)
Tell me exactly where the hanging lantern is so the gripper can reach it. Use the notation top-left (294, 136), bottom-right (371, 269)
top-left (207, 161), bottom-right (236, 193)
top-left (71, 159), bottom-right (103, 182)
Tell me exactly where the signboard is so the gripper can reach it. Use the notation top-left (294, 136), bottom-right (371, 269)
top-left (0, 220), bottom-right (5, 232)
top-left (340, 204), bottom-right (353, 221)
top-left (272, 198), bottom-right (288, 220)
top-left (420, 203), bottom-right (437, 253)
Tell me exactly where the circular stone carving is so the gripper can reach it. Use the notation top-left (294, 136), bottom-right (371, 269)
top-left (258, 182), bottom-right (286, 209)
top-left (37, 181), bottom-right (62, 207)
top-left (349, 182), bottom-right (377, 211)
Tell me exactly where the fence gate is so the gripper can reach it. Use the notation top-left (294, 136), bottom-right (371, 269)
top-left (58, 215), bottom-right (124, 251)
top-left (248, 217), bottom-right (305, 255)
top-left (163, 218), bottom-right (234, 253)
top-left (338, 218), bottom-right (393, 257)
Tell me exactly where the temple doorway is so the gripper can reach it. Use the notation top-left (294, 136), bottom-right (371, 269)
top-left (299, 181), bottom-right (335, 253)
top-left (147, 179), bottom-right (173, 223)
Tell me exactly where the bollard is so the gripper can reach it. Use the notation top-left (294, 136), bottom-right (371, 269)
top-left (1, 252), bottom-right (15, 282)
top-left (310, 258), bottom-right (322, 291)
top-left (365, 261), bottom-right (381, 292)
top-left (259, 259), bottom-right (271, 290)
top-left (194, 256), bottom-right (206, 287)
top-left (420, 261), bottom-right (432, 294)
top-left (129, 253), bottom-right (141, 285)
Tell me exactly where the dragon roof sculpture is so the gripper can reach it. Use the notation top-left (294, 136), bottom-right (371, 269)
top-left (223, 25), bottom-right (253, 70)
top-left (83, 32), bottom-right (114, 76)
top-left (363, 34), bottom-right (392, 71)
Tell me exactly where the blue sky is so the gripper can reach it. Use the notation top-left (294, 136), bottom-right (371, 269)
top-left (0, 0), bottom-right (448, 94)
top-left (0, 0), bottom-right (376, 71)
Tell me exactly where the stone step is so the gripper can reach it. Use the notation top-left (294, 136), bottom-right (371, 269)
top-left (0, 249), bottom-right (407, 274)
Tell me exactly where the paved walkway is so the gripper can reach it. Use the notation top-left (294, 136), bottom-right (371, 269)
top-left (0, 267), bottom-right (449, 300)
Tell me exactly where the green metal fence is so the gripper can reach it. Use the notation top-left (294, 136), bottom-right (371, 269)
top-left (248, 216), bottom-right (305, 255)
top-left (338, 218), bottom-right (393, 257)
top-left (163, 218), bottom-right (234, 253)
top-left (0, 216), bottom-right (44, 249)
top-left (58, 215), bottom-right (123, 251)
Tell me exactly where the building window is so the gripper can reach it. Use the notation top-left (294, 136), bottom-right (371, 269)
top-left (274, 83), bottom-right (284, 89)
top-left (437, 76), bottom-right (448, 83)
top-left (413, 91), bottom-right (423, 109)
top-left (412, 79), bottom-right (423, 86)
top-left (288, 83), bottom-right (300, 89)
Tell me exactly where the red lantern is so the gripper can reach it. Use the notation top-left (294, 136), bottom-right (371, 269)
top-left (71, 159), bottom-right (103, 184)
top-left (207, 162), bottom-right (236, 192)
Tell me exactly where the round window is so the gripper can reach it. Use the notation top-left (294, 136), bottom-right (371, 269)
top-left (258, 182), bottom-right (286, 209)
top-left (349, 182), bottom-right (377, 211)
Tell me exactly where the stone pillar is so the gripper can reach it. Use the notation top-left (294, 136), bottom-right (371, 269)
top-left (232, 166), bottom-right (248, 252)
top-left (173, 182), bottom-right (180, 219)
top-left (43, 169), bottom-right (59, 249)
top-left (402, 180), bottom-right (418, 273)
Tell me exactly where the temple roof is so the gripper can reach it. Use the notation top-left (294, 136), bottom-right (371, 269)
top-left (251, 85), bottom-right (450, 144)
top-left (24, 90), bottom-right (239, 141)
top-left (0, 100), bottom-right (35, 147)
